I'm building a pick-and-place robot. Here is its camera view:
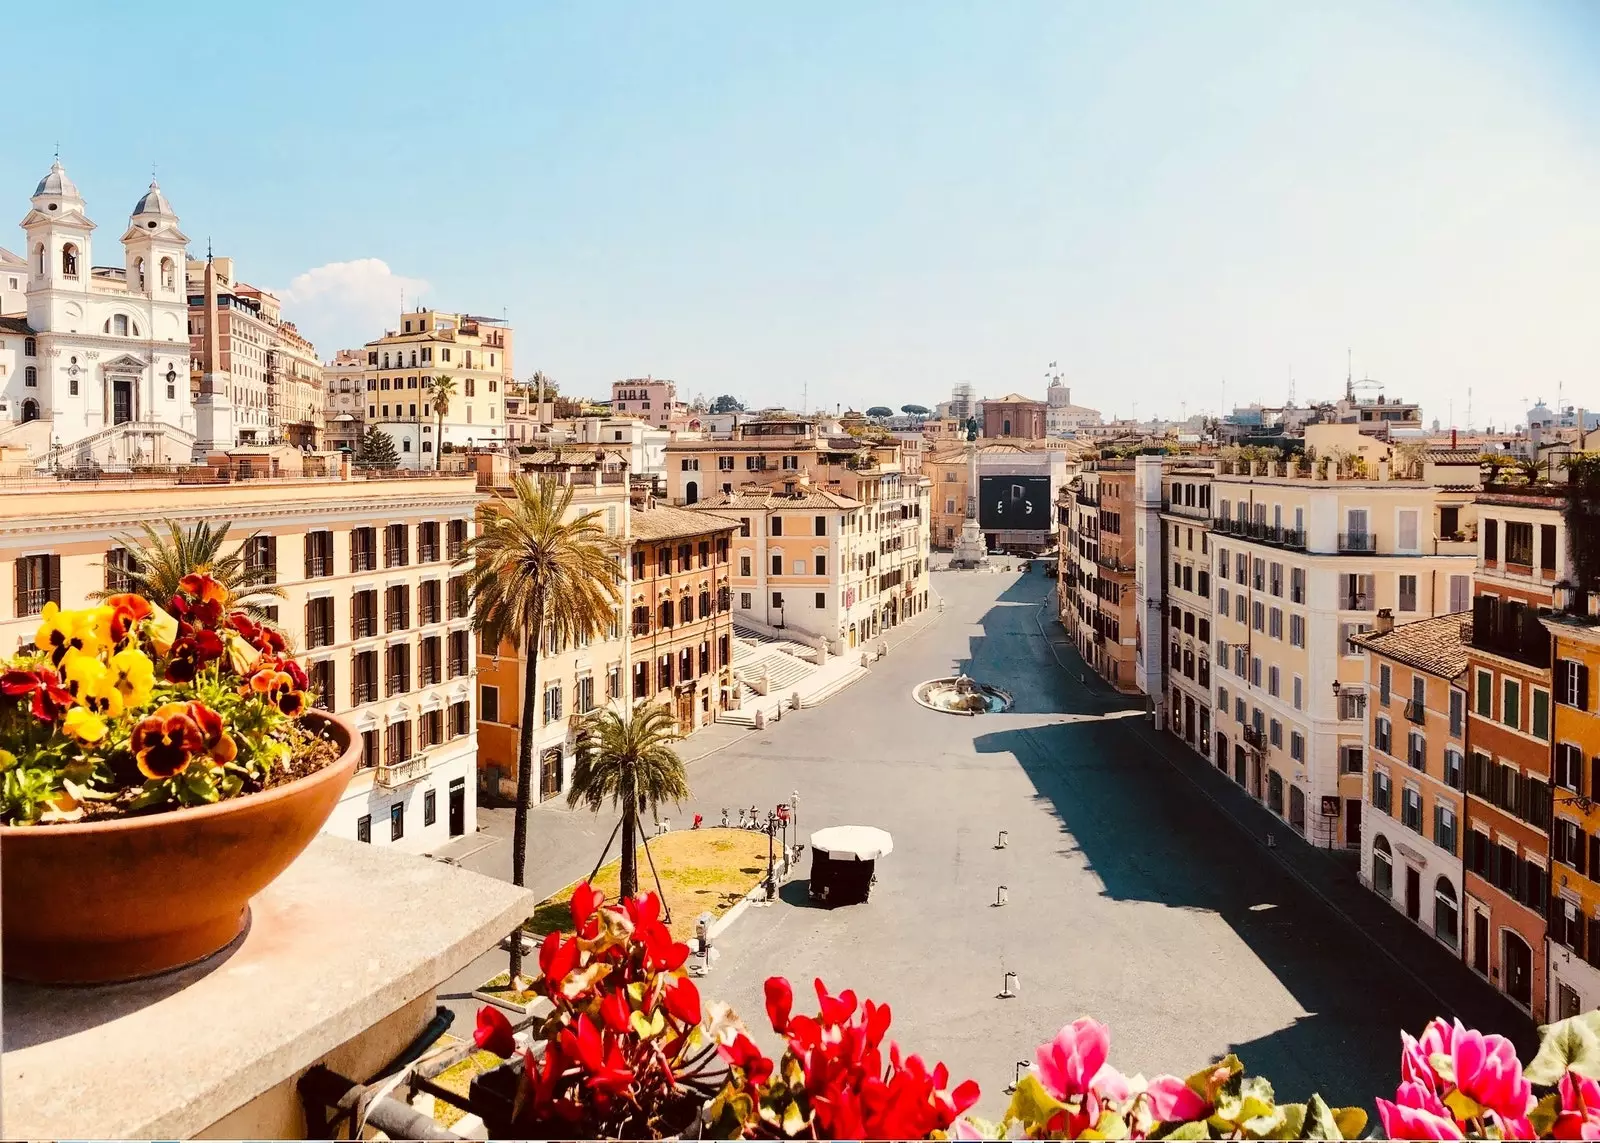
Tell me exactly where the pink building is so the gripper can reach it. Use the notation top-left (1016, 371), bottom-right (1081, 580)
top-left (612, 376), bottom-right (680, 428)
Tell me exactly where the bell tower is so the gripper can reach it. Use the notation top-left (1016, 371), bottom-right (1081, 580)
top-left (21, 159), bottom-right (96, 333)
top-left (121, 179), bottom-right (188, 303)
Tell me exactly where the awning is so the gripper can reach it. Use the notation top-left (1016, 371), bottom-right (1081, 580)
top-left (809, 826), bottom-right (893, 861)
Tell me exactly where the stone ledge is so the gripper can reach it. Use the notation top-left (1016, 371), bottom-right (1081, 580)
top-left (3, 833), bottom-right (538, 1140)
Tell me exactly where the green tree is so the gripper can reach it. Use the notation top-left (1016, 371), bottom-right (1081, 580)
top-left (426, 375), bottom-right (457, 470)
top-left (462, 476), bottom-right (622, 977)
top-left (710, 394), bottom-right (745, 414)
top-left (568, 701), bottom-right (690, 900)
top-left (866, 405), bottom-right (894, 418)
top-left (356, 426), bottom-right (400, 469)
top-left (96, 520), bottom-right (285, 619)
top-left (901, 404), bottom-right (930, 416)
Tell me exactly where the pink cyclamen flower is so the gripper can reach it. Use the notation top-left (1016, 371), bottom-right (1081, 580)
top-left (1551, 1072), bottom-right (1600, 1140)
top-left (1377, 1081), bottom-right (1467, 1141)
top-left (1443, 1020), bottom-right (1533, 1126)
top-left (1035, 1018), bottom-right (1130, 1103)
top-left (1143, 1074), bottom-right (1210, 1123)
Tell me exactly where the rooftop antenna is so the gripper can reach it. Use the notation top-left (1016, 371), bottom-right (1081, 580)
top-left (801, 381), bottom-right (808, 416)
top-left (54, 140), bottom-right (60, 160)
top-left (1345, 348), bottom-right (1353, 402)
top-left (1287, 365), bottom-right (1295, 407)
top-left (1466, 388), bottom-right (1473, 432)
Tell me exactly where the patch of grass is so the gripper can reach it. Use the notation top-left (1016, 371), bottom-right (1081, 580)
top-left (478, 971), bottom-right (540, 1007)
top-left (416, 1036), bottom-right (504, 1129)
top-left (523, 826), bottom-right (772, 942)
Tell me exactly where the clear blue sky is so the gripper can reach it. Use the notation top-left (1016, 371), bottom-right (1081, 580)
top-left (9, 1), bottom-right (1598, 427)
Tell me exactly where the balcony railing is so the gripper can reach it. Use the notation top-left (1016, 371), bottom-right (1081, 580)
top-left (304, 554), bottom-right (330, 578)
top-left (376, 755), bottom-right (429, 789)
top-left (1337, 532), bottom-right (1377, 553)
top-left (1243, 726), bottom-right (1266, 750)
top-left (1339, 594), bottom-right (1373, 611)
top-left (418, 542), bottom-right (440, 563)
top-left (1405, 698), bottom-right (1427, 725)
top-left (353, 679), bottom-right (376, 704)
top-left (1209, 519), bottom-right (1306, 551)
top-left (1471, 597), bottom-right (1552, 669)
top-left (386, 673), bottom-right (408, 696)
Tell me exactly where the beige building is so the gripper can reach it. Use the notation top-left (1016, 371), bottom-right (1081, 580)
top-left (1208, 426), bottom-right (1478, 848)
top-left (185, 256), bottom-right (324, 448)
top-left (0, 466), bottom-right (483, 854)
top-left (322, 348), bottom-right (367, 453)
top-left (612, 376), bottom-right (682, 428)
top-left (355, 310), bottom-right (514, 466)
top-left (665, 420), bottom-right (931, 648)
top-left (1153, 460), bottom-right (1218, 757)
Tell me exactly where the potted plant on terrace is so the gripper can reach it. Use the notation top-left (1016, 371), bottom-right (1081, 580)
top-left (0, 573), bottom-right (359, 984)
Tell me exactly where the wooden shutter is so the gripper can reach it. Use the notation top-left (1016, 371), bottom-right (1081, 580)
top-left (1581, 663), bottom-right (1592, 712)
top-left (1557, 659), bottom-right (1572, 703)
top-left (47, 554), bottom-right (61, 606)
top-left (1485, 518), bottom-right (1498, 561)
top-left (1590, 918), bottom-right (1600, 970)
top-left (1580, 828), bottom-right (1590, 876)
top-left (13, 558), bottom-right (24, 616)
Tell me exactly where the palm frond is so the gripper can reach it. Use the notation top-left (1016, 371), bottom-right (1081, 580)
top-left (91, 518), bottom-right (286, 619)
top-left (568, 701), bottom-right (689, 814)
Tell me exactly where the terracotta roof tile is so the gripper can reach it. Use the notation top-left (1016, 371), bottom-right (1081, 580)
top-left (630, 503), bottom-right (740, 541)
top-left (1352, 612), bottom-right (1472, 678)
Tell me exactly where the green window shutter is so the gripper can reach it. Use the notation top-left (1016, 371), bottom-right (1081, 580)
top-left (1477, 670), bottom-right (1492, 717)
top-left (1533, 690), bottom-right (1550, 741)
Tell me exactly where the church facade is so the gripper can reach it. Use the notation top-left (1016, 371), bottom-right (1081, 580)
top-left (0, 160), bottom-right (198, 467)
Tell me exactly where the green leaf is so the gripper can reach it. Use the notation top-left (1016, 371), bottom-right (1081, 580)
top-left (1083, 1109), bottom-right (1130, 1139)
top-left (1300, 1094), bottom-right (1343, 1140)
top-left (1529, 1092), bottom-right (1560, 1137)
top-left (1526, 1012), bottom-right (1600, 1085)
top-left (1186, 1055), bottom-right (1244, 1102)
top-left (1266, 1102), bottom-right (1307, 1140)
top-left (1005, 1073), bottom-right (1067, 1129)
top-left (1332, 1106), bottom-right (1368, 1138)
top-left (782, 1099), bottom-right (806, 1136)
top-left (1160, 1122), bottom-right (1210, 1140)
top-left (1443, 1088), bottom-right (1483, 1123)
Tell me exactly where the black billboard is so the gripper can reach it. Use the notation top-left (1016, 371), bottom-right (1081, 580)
top-left (978, 475), bottom-right (1052, 531)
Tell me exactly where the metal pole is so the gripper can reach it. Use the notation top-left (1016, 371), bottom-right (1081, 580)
top-left (767, 814), bottom-right (776, 900)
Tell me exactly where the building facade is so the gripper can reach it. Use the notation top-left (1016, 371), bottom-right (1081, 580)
top-left (1209, 439), bottom-right (1477, 849)
top-left (1546, 600), bottom-right (1600, 1021)
top-left (1152, 461), bottom-right (1216, 756)
top-left (1, 162), bottom-right (195, 467)
top-left (1462, 488), bottom-right (1566, 1021)
top-left (983, 394), bottom-right (1047, 441)
top-left (0, 469), bottom-right (483, 855)
top-left (1061, 459), bottom-right (1140, 692)
top-left (322, 348), bottom-right (367, 453)
top-left (927, 441), bottom-right (1075, 553)
top-left (1355, 613), bottom-right (1470, 955)
top-left (356, 310), bottom-right (513, 466)
top-left (612, 377), bottom-right (680, 428)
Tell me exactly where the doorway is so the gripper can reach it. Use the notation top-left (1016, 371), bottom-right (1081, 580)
top-left (113, 378), bottom-right (134, 424)
top-left (1472, 910), bottom-right (1490, 975)
top-left (1183, 695), bottom-right (1195, 743)
top-left (539, 747), bottom-right (562, 800)
top-left (676, 688), bottom-right (696, 735)
top-left (448, 778), bottom-right (465, 837)
top-left (685, 481), bottom-right (698, 505)
top-left (1345, 798), bottom-right (1361, 846)
top-left (1405, 866), bottom-right (1420, 921)
top-left (1504, 932), bottom-right (1533, 1008)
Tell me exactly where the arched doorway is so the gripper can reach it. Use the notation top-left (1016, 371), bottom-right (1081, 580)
top-left (685, 480), bottom-right (698, 505)
top-left (20, 399), bottom-right (39, 422)
top-left (1372, 835), bottom-right (1393, 899)
top-left (1267, 770), bottom-right (1284, 816)
top-left (1289, 785), bottom-right (1305, 834)
top-left (539, 747), bottom-right (563, 800)
top-left (1434, 878), bottom-right (1459, 948)
top-left (1504, 930), bottom-right (1533, 1008)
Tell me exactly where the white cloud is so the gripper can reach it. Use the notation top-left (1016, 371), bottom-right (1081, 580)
top-left (277, 258), bottom-right (429, 359)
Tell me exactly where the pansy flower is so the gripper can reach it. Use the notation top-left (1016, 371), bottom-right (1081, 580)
top-left (172, 573), bottom-right (228, 628)
top-left (186, 700), bottom-right (237, 764)
top-left (107, 646), bottom-right (156, 711)
top-left (0, 666), bottom-right (77, 722)
top-left (131, 702), bottom-right (206, 779)
top-left (247, 666), bottom-right (305, 716)
top-left (102, 593), bottom-right (153, 648)
top-left (60, 649), bottom-right (123, 717)
top-left (165, 629), bottom-right (224, 683)
top-left (34, 602), bottom-right (98, 668)
top-left (62, 705), bottom-right (108, 744)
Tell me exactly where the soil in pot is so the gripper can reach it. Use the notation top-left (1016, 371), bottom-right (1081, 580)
top-left (1, 711), bottom-right (360, 985)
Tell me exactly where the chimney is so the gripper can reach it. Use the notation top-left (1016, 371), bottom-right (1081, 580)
top-left (201, 256), bottom-right (221, 395)
top-left (1451, 428), bottom-right (1457, 449)
top-left (1375, 608), bottom-right (1395, 636)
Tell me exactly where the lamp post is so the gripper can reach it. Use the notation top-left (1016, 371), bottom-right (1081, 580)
top-left (765, 811), bottom-right (777, 900)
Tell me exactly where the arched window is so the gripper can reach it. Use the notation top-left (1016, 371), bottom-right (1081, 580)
top-left (23, 337), bottom-right (35, 357)
top-left (383, 353), bottom-right (391, 368)
top-left (20, 398), bottom-right (39, 421)
top-left (658, 601), bottom-right (673, 629)
top-left (24, 367), bottom-right (37, 387)
top-left (35, 244), bottom-right (45, 274)
top-left (1434, 878), bottom-right (1459, 948)
top-left (110, 315), bottom-right (129, 336)
top-left (135, 257), bottom-right (146, 292)
top-left (1372, 835), bottom-right (1393, 899)
top-left (159, 257), bottom-right (174, 290)
top-left (61, 243), bottom-right (79, 278)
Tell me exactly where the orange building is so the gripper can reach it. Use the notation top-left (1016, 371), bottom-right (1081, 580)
top-left (626, 501), bottom-right (738, 735)
top-left (1355, 612), bottom-right (1470, 954)
top-left (1544, 594), bottom-right (1600, 1019)
top-left (1062, 458), bottom-right (1139, 692)
top-left (1462, 488), bottom-right (1566, 1020)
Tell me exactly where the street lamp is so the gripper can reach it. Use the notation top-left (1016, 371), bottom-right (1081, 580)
top-left (765, 811), bottom-right (777, 900)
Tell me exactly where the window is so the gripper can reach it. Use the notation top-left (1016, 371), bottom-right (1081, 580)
top-left (1558, 659), bottom-right (1592, 710)
top-left (1289, 614), bottom-right (1305, 648)
top-left (1372, 771), bottom-right (1392, 813)
top-left (772, 517), bottom-right (783, 537)
top-left (386, 585), bottom-right (411, 631)
top-left (309, 659), bottom-right (335, 712)
top-left (1408, 731), bottom-right (1425, 770)
top-left (305, 530), bottom-right (334, 578)
top-left (481, 684), bottom-right (500, 723)
top-left (386, 643), bottom-right (411, 696)
top-left (1533, 689), bottom-right (1551, 741)
top-left (1449, 689), bottom-right (1465, 737)
top-left (1375, 716), bottom-right (1392, 755)
top-left (1505, 521), bottom-right (1534, 567)
top-left (1556, 743), bottom-right (1586, 794)
top-left (543, 683), bottom-right (563, 725)
top-left (1269, 608), bottom-right (1282, 639)
top-left (1398, 575), bottom-right (1418, 612)
top-left (1379, 665), bottom-right (1392, 705)
top-left (385, 523), bottom-right (409, 567)
top-left (1450, 574), bottom-right (1471, 613)
top-left (104, 547), bottom-right (140, 593)
top-left (1476, 669), bottom-right (1493, 717)
top-left (305, 597), bottom-right (335, 648)
top-left (1292, 676), bottom-right (1303, 710)
top-left (1269, 719), bottom-right (1282, 748)
top-left (1434, 878), bottom-right (1459, 948)
top-left (1402, 787), bottom-right (1423, 832)
top-left (1218, 587), bottom-right (1229, 616)
top-left (1503, 678), bottom-right (1521, 730)
top-left (815, 591), bottom-right (826, 609)
top-left (1398, 510), bottom-right (1419, 551)
top-left (357, 815), bottom-right (372, 843)
top-left (352, 527), bottom-right (377, 572)
top-left (353, 649), bottom-right (378, 704)
top-left (244, 535), bottom-right (277, 584)
top-left (1290, 567), bottom-right (1305, 604)
top-left (1290, 732), bottom-right (1304, 762)
top-left (771, 554), bottom-right (783, 576)
top-left (13, 554), bottom-right (60, 617)
top-left (424, 789), bottom-right (437, 827)
top-left (1373, 836), bottom-right (1393, 897)
top-left (815, 554), bottom-right (826, 575)
top-left (740, 592), bottom-right (752, 609)
top-left (390, 801), bottom-right (405, 842)
top-left (1444, 747), bottom-right (1463, 790)
top-left (1268, 666), bottom-right (1280, 697)
top-left (1434, 805), bottom-right (1458, 856)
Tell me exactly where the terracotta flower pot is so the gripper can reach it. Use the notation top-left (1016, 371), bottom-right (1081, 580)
top-left (1, 710), bottom-right (360, 985)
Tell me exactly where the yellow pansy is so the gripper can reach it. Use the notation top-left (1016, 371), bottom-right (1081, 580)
top-left (60, 649), bottom-right (123, 718)
top-left (84, 605), bottom-right (118, 649)
top-left (108, 646), bottom-right (156, 711)
top-left (34, 602), bottom-right (99, 668)
top-left (62, 706), bottom-right (108, 743)
top-left (145, 602), bottom-right (179, 655)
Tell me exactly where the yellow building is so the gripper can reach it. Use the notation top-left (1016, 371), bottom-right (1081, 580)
top-left (1210, 426), bottom-right (1478, 847)
top-left (0, 466), bottom-right (483, 853)
top-left (1545, 602), bottom-right (1600, 1019)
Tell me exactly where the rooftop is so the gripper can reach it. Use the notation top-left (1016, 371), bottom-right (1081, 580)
top-left (631, 502), bottom-right (741, 541)
top-left (693, 485), bottom-right (862, 511)
top-left (4, 835), bottom-right (536, 1140)
top-left (1352, 612), bottom-right (1472, 678)
top-left (0, 315), bottom-right (34, 335)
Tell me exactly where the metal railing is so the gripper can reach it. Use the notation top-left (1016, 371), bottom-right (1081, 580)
top-left (377, 755), bottom-right (430, 789)
top-left (1405, 698), bottom-right (1427, 725)
top-left (1337, 532), bottom-right (1377, 553)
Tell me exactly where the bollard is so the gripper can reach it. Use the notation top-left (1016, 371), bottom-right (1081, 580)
top-left (995, 830), bottom-right (1008, 849)
top-left (994, 885), bottom-right (1008, 907)
top-left (1005, 1060), bottom-right (1032, 1094)
top-left (753, 709), bottom-right (766, 730)
top-left (999, 971), bottom-right (1018, 999)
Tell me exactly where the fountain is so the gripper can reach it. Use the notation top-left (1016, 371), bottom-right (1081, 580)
top-left (913, 674), bottom-right (1013, 715)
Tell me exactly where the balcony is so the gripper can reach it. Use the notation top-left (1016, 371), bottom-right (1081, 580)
top-left (1337, 532), bottom-right (1377, 554)
top-left (376, 755), bottom-right (430, 788)
top-left (1471, 596), bottom-right (1552, 669)
top-left (305, 554), bottom-right (330, 577)
top-left (1405, 698), bottom-right (1427, 725)
top-left (1243, 726), bottom-right (1266, 750)
top-left (1209, 519), bottom-right (1306, 551)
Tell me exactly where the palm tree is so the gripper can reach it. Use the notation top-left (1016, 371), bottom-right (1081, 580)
top-left (569, 701), bottom-right (690, 900)
top-left (461, 476), bottom-right (622, 977)
top-left (427, 374), bottom-right (457, 470)
top-left (95, 520), bottom-right (285, 618)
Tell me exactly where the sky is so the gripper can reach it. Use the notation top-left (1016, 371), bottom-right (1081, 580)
top-left (6, 1), bottom-right (1598, 428)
